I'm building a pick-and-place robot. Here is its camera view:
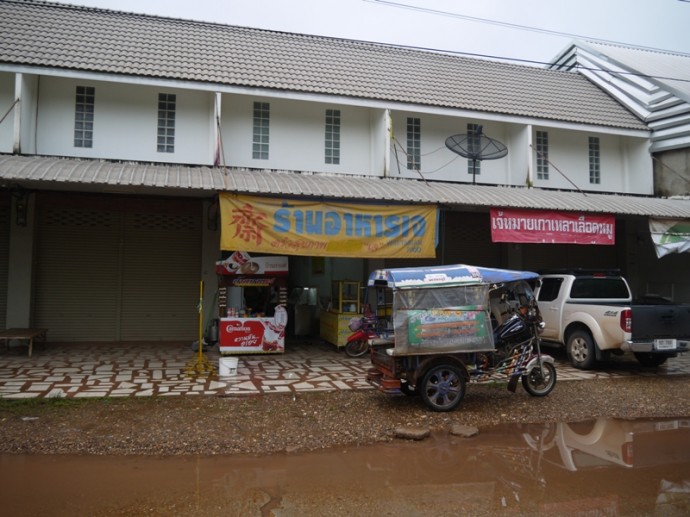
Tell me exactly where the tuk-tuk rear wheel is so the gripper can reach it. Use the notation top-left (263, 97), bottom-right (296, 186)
top-left (420, 364), bottom-right (466, 412)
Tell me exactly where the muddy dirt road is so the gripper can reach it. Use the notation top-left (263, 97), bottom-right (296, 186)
top-left (3, 418), bottom-right (690, 516)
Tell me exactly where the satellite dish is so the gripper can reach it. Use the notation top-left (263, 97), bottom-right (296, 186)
top-left (445, 126), bottom-right (508, 184)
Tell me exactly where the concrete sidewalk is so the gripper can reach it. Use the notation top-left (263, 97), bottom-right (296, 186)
top-left (1, 339), bottom-right (689, 399)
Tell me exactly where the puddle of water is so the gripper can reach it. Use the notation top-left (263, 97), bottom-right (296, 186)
top-left (2, 417), bottom-right (690, 516)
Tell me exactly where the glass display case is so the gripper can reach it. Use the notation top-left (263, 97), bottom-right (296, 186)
top-left (320, 280), bottom-right (362, 348)
top-left (331, 280), bottom-right (361, 314)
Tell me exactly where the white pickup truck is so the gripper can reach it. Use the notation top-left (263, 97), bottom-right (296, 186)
top-left (535, 270), bottom-right (690, 369)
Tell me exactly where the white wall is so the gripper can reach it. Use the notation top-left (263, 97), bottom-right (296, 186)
top-left (384, 115), bottom-right (653, 193)
top-left (390, 112), bottom-right (522, 185)
top-left (0, 73), bottom-right (13, 153)
top-left (532, 127), bottom-right (653, 194)
top-left (507, 125), bottom-right (529, 186)
top-left (221, 95), bottom-right (374, 174)
top-left (3, 72), bottom-right (654, 195)
top-left (625, 138), bottom-right (654, 193)
top-left (371, 110), bottom-right (388, 176)
top-left (18, 74), bottom-right (38, 155)
top-left (36, 77), bottom-right (215, 164)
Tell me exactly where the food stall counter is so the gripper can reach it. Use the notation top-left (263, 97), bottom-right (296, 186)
top-left (219, 308), bottom-right (287, 355)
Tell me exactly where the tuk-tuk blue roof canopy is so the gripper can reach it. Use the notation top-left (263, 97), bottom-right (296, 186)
top-left (368, 264), bottom-right (539, 289)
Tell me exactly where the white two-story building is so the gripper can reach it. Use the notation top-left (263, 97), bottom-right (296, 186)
top-left (0, 0), bottom-right (688, 343)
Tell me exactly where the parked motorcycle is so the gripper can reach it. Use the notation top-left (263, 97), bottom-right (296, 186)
top-left (470, 296), bottom-right (554, 396)
top-left (345, 306), bottom-right (394, 357)
top-left (345, 316), bottom-right (376, 357)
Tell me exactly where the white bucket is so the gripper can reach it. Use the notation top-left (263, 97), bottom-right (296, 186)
top-left (219, 357), bottom-right (239, 377)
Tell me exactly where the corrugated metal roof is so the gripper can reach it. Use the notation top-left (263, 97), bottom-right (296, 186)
top-left (549, 41), bottom-right (690, 153)
top-left (581, 41), bottom-right (690, 103)
top-left (0, 0), bottom-right (647, 130)
top-left (2, 155), bottom-right (689, 218)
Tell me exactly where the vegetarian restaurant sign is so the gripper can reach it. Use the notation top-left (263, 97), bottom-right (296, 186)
top-left (490, 208), bottom-right (615, 245)
top-left (219, 193), bottom-right (439, 258)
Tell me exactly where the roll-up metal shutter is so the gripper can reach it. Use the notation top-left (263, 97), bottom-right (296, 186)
top-left (522, 244), bottom-right (564, 272)
top-left (523, 243), bottom-right (617, 272)
top-left (0, 194), bottom-right (10, 330)
top-left (120, 210), bottom-right (200, 341)
top-left (34, 194), bottom-right (201, 342)
top-left (34, 204), bottom-right (121, 341)
top-left (384, 211), bottom-right (499, 269)
top-left (442, 211), bottom-right (501, 267)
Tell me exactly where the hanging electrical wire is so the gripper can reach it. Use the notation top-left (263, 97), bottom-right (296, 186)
top-left (530, 144), bottom-right (586, 196)
top-left (363, 0), bottom-right (690, 83)
top-left (391, 136), bottom-right (462, 176)
top-left (652, 156), bottom-right (690, 188)
top-left (367, 0), bottom-right (690, 57)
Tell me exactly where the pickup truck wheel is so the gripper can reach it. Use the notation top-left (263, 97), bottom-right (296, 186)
top-left (420, 364), bottom-right (466, 412)
top-left (566, 330), bottom-right (596, 370)
top-left (633, 352), bottom-right (668, 368)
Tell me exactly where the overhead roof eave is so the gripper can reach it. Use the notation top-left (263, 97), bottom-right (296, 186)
top-left (1, 155), bottom-right (689, 219)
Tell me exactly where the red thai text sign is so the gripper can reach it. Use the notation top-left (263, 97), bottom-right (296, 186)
top-left (490, 208), bottom-right (615, 245)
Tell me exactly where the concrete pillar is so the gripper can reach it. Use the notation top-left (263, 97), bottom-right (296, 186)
top-left (6, 192), bottom-right (35, 327)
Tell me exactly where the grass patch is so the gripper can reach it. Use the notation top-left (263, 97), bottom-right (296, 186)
top-left (0, 397), bottom-right (89, 417)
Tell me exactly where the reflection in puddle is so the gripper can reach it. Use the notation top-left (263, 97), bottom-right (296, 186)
top-left (2, 417), bottom-right (690, 516)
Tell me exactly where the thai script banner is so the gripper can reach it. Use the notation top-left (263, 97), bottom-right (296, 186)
top-left (219, 193), bottom-right (438, 258)
top-left (490, 208), bottom-right (615, 245)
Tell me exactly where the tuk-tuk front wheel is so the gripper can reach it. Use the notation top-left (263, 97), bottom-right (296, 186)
top-left (522, 361), bottom-right (557, 397)
top-left (420, 364), bottom-right (466, 412)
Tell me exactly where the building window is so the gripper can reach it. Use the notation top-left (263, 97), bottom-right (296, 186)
top-left (253, 102), bottom-right (270, 160)
top-left (157, 93), bottom-right (176, 153)
top-left (536, 131), bottom-right (549, 180)
top-left (74, 86), bottom-right (95, 148)
top-left (407, 117), bottom-right (421, 170)
top-left (589, 136), bottom-right (600, 184)
top-left (467, 123), bottom-right (481, 176)
top-left (325, 109), bottom-right (340, 164)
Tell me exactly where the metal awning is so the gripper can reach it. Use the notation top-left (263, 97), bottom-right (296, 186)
top-left (1, 155), bottom-right (689, 218)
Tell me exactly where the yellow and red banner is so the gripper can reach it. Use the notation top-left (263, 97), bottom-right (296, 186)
top-left (219, 194), bottom-right (438, 258)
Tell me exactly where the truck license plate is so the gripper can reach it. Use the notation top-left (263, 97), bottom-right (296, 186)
top-left (655, 339), bottom-right (677, 350)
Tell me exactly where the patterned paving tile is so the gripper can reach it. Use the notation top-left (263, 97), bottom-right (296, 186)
top-left (0, 340), bottom-right (689, 399)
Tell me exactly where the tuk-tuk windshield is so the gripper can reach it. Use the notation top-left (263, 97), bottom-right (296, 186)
top-left (395, 284), bottom-right (488, 310)
top-left (392, 284), bottom-right (494, 355)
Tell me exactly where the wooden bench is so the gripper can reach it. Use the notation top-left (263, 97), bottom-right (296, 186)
top-left (0, 328), bottom-right (48, 358)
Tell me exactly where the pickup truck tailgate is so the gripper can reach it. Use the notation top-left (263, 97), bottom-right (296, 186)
top-left (632, 305), bottom-right (690, 341)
